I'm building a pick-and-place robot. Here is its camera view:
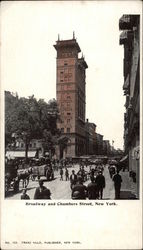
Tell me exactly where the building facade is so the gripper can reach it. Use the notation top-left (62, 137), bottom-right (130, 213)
top-left (54, 35), bottom-right (88, 158)
top-left (94, 133), bottom-right (104, 155)
top-left (119, 15), bottom-right (140, 198)
top-left (6, 138), bottom-right (43, 159)
top-left (85, 119), bottom-right (96, 155)
top-left (103, 140), bottom-right (111, 156)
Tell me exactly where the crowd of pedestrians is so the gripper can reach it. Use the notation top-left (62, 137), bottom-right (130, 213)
top-left (18, 158), bottom-right (124, 200)
top-left (70, 165), bottom-right (106, 200)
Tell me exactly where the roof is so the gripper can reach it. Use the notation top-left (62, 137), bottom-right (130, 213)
top-left (54, 39), bottom-right (81, 52)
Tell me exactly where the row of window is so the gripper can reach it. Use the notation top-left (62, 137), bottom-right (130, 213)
top-left (60, 77), bottom-right (73, 83)
top-left (61, 119), bottom-right (71, 124)
top-left (61, 102), bottom-right (72, 109)
top-left (57, 84), bottom-right (73, 90)
top-left (60, 68), bottom-right (73, 74)
top-left (78, 97), bottom-right (85, 120)
top-left (61, 127), bottom-right (70, 133)
top-left (60, 95), bottom-right (71, 100)
top-left (61, 52), bottom-right (75, 58)
top-left (20, 143), bottom-right (37, 148)
top-left (61, 112), bottom-right (71, 116)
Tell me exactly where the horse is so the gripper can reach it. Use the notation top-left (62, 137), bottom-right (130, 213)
top-left (17, 167), bottom-right (32, 188)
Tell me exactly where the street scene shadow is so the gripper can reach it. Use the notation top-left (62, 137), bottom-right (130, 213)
top-left (45, 177), bottom-right (57, 182)
top-left (5, 186), bottom-right (37, 198)
top-left (34, 177), bottom-right (58, 183)
top-left (120, 190), bottom-right (137, 199)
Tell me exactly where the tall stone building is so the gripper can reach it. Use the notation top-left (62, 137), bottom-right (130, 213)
top-left (54, 34), bottom-right (88, 158)
top-left (103, 140), bottom-right (111, 156)
top-left (119, 15), bottom-right (140, 198)
top-left (85, 119), bottom-right (96, 155)
top-left (94, 133), bottom-right (103, 155)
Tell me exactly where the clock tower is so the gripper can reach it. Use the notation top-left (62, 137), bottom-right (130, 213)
top-left (54, 34), bottom-right (88, 158)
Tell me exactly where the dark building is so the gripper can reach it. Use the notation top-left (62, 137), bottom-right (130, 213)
top-left (54, 34), bottom-right (88, 158)
top-left (85, 119), bottom-right (96, 155)
top-left (103, 140), bottom-right (111, 156)
top-left (95, 133), bottom-right (103, 155)
top-left (119, 15), bottom-right (140, 198)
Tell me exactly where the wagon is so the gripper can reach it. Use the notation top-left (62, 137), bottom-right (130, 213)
top-left (31, 164), bottom-right (54, 181)
top-left (5, 161), bottom-right (19, 196)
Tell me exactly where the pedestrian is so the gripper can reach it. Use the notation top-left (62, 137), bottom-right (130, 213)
top-left (81, 166), bottom-right (86, 181)
top-left (60, 168), bottom-right (63, 181)
top-left (77, 166), bottom-right (85, 182)
top-left (70, 170), bottom-right (77, 189)
top-left (34, 180), bottom-right (51, 199)
top-left (109, 165), bottom-right (116, 178)
top-left (77, 166), bottom-right (82, 176)
top-left (112, 170), bottom-right (122, 199)
top-left (90, 168), bottom-right (95, 179)
top-left (21, 188), bottom-right (30, 200)
top-left (71, 177), bottom-right (87, 200)
top-left (65, 167), bottom-right (69, 181)
top-left (87, 176), bottom-right (98, 200)
top-left (95, 171), bottom-right (105, 199)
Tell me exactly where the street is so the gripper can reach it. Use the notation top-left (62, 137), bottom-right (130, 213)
top-left (6, 164), bottom-right (117, 200)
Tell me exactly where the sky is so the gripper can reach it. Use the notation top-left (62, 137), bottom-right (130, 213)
top-left (1, 1), bottom-right (142, 149)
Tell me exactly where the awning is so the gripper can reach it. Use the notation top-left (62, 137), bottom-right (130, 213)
top-left (6, 151), bottom-right (36, 159)
top-left (120, 155), bottom-right (128, 162)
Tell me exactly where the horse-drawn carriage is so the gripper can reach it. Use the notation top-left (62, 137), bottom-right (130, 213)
top-left (5, 160), bottom-right (19, 196)
top-left (77, 167), bottom-right (89, 182)
top-left (31, 164), bottom-right (54, 181)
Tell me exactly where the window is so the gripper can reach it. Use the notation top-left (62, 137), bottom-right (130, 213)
top-left (64, 76), bottom-right (68, 82)
top-left (67, 128), bottom-right (70, 133)
top-left (67, 119), bottom-right (70, 123)
top-left (67, 102), bottom-right (71, 111)
top-left (34, 143), bottom-right (36, 147)
top-left (61, 128), bottom-right (64, 133)
top-left (68, 73), bottom-right (72, 81)
top-left (67, 112), bottom-right (71, 115)
top-left (21, 143), bottom-right (24, 148)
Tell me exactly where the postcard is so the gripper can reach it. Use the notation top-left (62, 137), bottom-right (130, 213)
top-left (0, 1), bottom-right (142, 249)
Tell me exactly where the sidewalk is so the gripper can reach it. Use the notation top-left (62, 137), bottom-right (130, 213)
top-left (103, 165), bottom-right (114, 199)
top-left (120, 170), bottom-right (137, 199)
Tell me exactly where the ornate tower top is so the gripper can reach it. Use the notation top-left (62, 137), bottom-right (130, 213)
top-left (54, 34), bottom-right (81, 59)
